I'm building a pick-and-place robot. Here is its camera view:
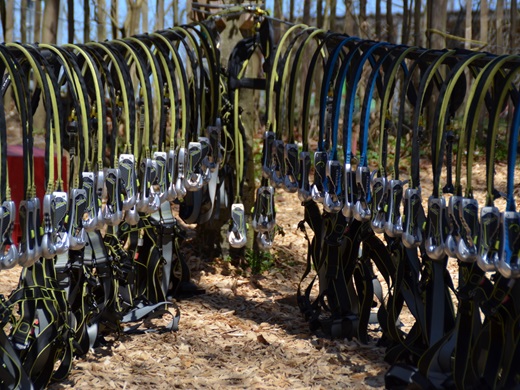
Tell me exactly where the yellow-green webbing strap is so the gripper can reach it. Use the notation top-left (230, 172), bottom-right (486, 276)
top-left (286, 28), bottom-right (326, 142)
top-left (150, 32), bottom-right (189, 152)
top-left (266, 23), bottom-right (308, 135)
top-left (111, 39), bottom-right (153, 160)
top-left (127, 36), bottom-right (164, 152)
top-left (377, 46), bottom-right (418, 177)
top-left (87, 42), bottom-right (134, 156)
top-left (460, 55), bottom-right (520, 200)
top-left (64, 43), bottom-right (106, 172)
top-left (0, 46), bottom-right (29, 202)
top-left (432, 52), bottom-right (486, 197)
top-left (6, 42), bottom-right (57, 196)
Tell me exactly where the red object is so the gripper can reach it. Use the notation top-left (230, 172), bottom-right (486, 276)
top-left (7, 145), bottom-right (68, 245)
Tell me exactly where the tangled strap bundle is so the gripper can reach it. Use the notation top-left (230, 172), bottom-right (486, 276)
top-left (0, 5), bottom-right (520, 389)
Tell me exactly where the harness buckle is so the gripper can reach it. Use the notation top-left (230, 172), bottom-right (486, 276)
top-left (42, 192), bottom-right (69, 259)
top-left (17, 198), bottom-right (41, 267)
top-left (103, 168), bottom-right (124, 226)
top-left (68, 188), bottom-right (88, 250)
top-left (353, 165), bottom-right (371, 222)
top-left (456, 197), bottom-right (479, 262)
top-left (252, 186), bottom-right (276, 233)
top-left (81, 172), bottom-right (101, 232)
top-left (370, 176), bottom-right (387, 233)
top-left (342, 163), bottom-right (356, 219)
top-left (153, 151), bottom-right (169, 204)
top-left (283, 143), bottom-right (299, 193)
top-left (445, 195), bottom-right (462, 258)
top-left (166, 149), bottom-right (177, 201)
top-left (175, 147), bottom-right (188, 199)
top-left (256, 230), bottom-right (274, 250)
top-left (323, 160), bottom-right (343, 213)
top-left (311, 151), bottom-right (327, 203)
top-left (0, 201), bottom-right (19, 269)
top-left (477, 206), bottom-right (501, 272)
top-left (497, 211), bottom-right (520, 279)
top-left (297, 151), bottom-right (312, 202)
top-left (228, 203), bottom-right (247, 248)
top-left (198, 136), bottom-right (213, 183)
top-left (271, 139), bottom-right (286, 188)
top-left (206, 123), bottom-right (223, 172)
top-left (425, 196), bottom-right (448, 260)
top-left (384, 179), bottom-right (404, 237)
top-left (402, 188), bottom-right (423, 248)
top-left (185, 141), bottom-right (204, 191)
top-left (261, 131), bottom-right (275, 179)
top-left (119, 154), bottom-right (138, 211)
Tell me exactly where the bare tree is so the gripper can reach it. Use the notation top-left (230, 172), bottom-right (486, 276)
top-left (330, 0), bottom-right (337, 32)
top-left (480, 0), bottom-right (488, 49)
top-left (4, 0), bottom-right (13, 41)
top-left (289, 0), bottom-right (295, 22)
top-left (124, 0), bottom-right (144, 37)
top-left (274, 0), bottom-right (283, 40)
top-left (511, 0), bottom-right (518, 53)
top-left (414, 0), bottom-right (422, 46)
top-left (465, 0), bottom-right (471, 50)
top-left (496, 0), bottom-right (504, 53)
top-left (98, 0), bottom-right (107, 41)
top-left (155, 0), bottom-right (165, 31)
top-left (111, 0), bottom-right (119, 39)
top-left (21, 0), bottom-right (27, 42)
top-left (375, 0), bottom-right (381, 39)
top-left (402, 0), bottom-right (410, 45)
top-left (42, 0), bottom-right (60, 44)
top-left (34, 0), bottom-right (42, 42)
top-left (317, 0), bottom-right (323, 28)
top-left (386, 0), bottom-right (393, 42)
top-left (84, 0), bottom-right (91, 42)
top-left (303, 0), bottom-right (311, 26)
top-left (142, 0), bottom-right (148, 33)
top-left (427, 0), bottom-right (447, 49)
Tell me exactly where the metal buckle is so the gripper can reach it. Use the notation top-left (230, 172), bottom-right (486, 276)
top-left (342, 163), bottom-right (356, 219)
top-left (323, 160), bottom-right (343, 213)
top-left (311, 151), bottom-right (327, 203)
top-left (402, 188), bottom-right (423, 249)
top-left (271, 139), bottom-right (286, 189)
top-left (42, 192), bottom-right (69, 258)
top-left (477, 206), bottom-right (501, 272)
top-left (353, 165), bottom-right (371, 222)
top-left (261, 131), bottom-right (275, 179)
top-left (185, 141), bottom-right (204, 191)
top-left (425, 196), bottom-right (447, 260)
top-left (103, 168), bottom-right (124, 226)
top-left (138, 158), bottom-right (160, 214)
top-left (206, 124), bottom-right (223, 172)
top-left (81, 172), bottom-right (100, 232)
top-left (384, 179), bottom-right (404, 237)
top-left (18, 198), bottom-right (41, 267)
top-left (456, 197), bottom-right (479, 262)
top-left (228, 203), bottom-right (247, 248)
top-left (445, 195), bottom-right (462, 258)
top-left (283, 143), bottom-right (299, 193)
top-left (153, 151), bottom-right (169, 203)
top-left (497, 211), bottom-right (520, 279)
top-left (370, 176), bottom-right (387, 233)
top-left (166, 149), bottom-right (177, 201)
top-left (252, 186), bottom-right (276, 233)
top-left (298, 151), bottom-right (312, 202)
top-left (198, 136), bottom-right (212, 183)
top-left (118, 154), bottom-right (137, 211)
top-left (68, 188), bottom-right (88, 250)
top-left (175, 147), bottom-right (188, 199)
top-left (256, 230), bottom-right (275, 251)
top-left (0, 201), bottom-right (19, 269)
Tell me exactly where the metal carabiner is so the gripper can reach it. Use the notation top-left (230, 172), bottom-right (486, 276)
top-left (283, 143), bottom-right (299, 193)
top-left (103, 168), bottom-right (124, 226)
top-left (477, 206), bottom-right (502, 272)
top-left (18, 198), bottom-right (41, 267)
top-left (384, 179), bottom-right (405, 237)
top-left (185, 141), bottom-right (204, 191)
top-left (153, 151), bottom-right (169, 204)
top-left (271, 140), bottom-right (286, 189)
top-left (68, 188), bottom-right (88, 250)
top-left (175, 147), bottom-right (188, 199)
top-left (166, 149), bottom-right (178, 202)
top-left (497, 211), bottom-right (520, 279)
top-left (445, 195), bottom-right (462, 258)
top-left (252, 186), bottom-right (276, 233)
top-left (311, 151), bottom-right (327, 204)
top-left (81, 172), bottom-right (99, 232)
top-left (353, 165), bottom-right (371, 222)
top-left (0, 201), bottom-right (19, 269)
top-left (228, 203), bottom-right (248, 248)
top-left (402, 188), bottom-right (423, 249)
top-left (342, 163), bottom-right (356, 219)
top-left (118, 154), bottom-right (138, 211)
top-left (298, 151), bottom-right (312, 202)
top-left (456, 198), bottom-right (479, 262)
top-left (261, 131), bottom-right (275, 180)
top-left (425, 196), bottom-right (448, 260)
top-left (370, 176), bottom-right (387, 234)
top-left (323, 160), bottom-right (343, 213)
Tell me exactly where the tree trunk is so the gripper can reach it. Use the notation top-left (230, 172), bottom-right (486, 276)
top-left (84, 0), bottom-right (90, 42)
top-left (21, 0), bottom-right (27, 42)
top-left (124, 0), bottom-right (143, 37)
top-left (111, 0), bottom-right (119, 39)
top-left (414, 0), bottom-right (422, 46)
top-left (386, 0), bottom-right (394, 42)
top-left (330, 0), bottom-right (337, 32)
top-left (5, 0), bottom-right (13, 41)
top-left (42, 0), bottom-right (60, 43)
top-left (316, 0), bottom-right (323, 28)
top-left (34, 0), bottom-right (42, 42)
top-left (402, 0), bottom-right (409, 45)
top-left (155, 0), bottom-right (165, 31)
top-left (359, 0), bottom-right (366, 37)
top-left (465, 0), bottom-right (472, 50)
top-left (427, 0), bottom-right (447, 49)
top-left (274, 0), bottom-right (283, 41)
top-left (289, 0), bottom-right (295, 23)
top-left (98, 0), bottom-right (107, 41)
top-left (480, 0), bottom-right (488, 49)
top-left (511, 0), bottom-right (518, 53)
top-left (303, 0), bottom-right (311, 26)
top-left (142, 1), bottom-right (148, 33)
top-left (375, 0), bottom-right (381, 39)
top-left (496, 0), bottom-right (504, 54)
